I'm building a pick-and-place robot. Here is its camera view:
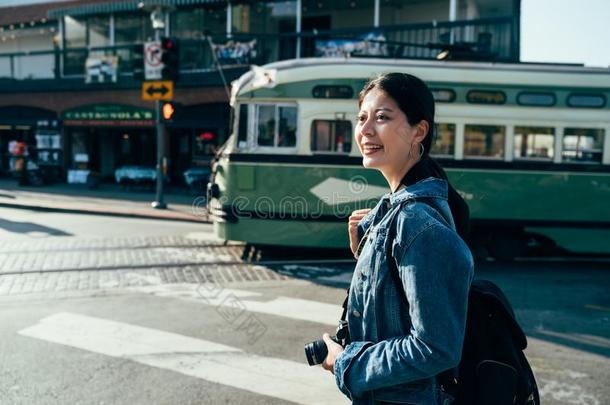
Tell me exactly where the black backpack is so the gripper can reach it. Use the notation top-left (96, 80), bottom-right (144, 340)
top-left (436, 279), bottom-right (541, 405)
top-left (383, 205), bottom-right (540, 405)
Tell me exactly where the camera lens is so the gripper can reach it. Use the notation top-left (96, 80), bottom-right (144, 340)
top-left (304, 339), bottom-right (328, 366)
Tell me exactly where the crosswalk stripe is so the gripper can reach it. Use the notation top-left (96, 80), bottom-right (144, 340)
top-left (131, 283), bottom-right (342, 326)
top-left (18, 312), bottom-right (348, 405)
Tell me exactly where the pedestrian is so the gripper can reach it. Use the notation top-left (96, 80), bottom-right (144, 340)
top-left (321, 72), bottom-right (474, 405)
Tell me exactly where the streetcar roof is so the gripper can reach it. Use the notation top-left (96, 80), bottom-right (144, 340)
top-left (263, 57), bottom-right (610, 75)
top-left (231, 57), bottom-right (610, 102)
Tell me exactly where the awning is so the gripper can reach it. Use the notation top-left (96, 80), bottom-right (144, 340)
top-left (48, 0), bottom-right (225, 19)
top-left (0, 106), bottom-right (57, 127)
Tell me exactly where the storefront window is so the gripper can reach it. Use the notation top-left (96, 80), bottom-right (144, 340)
top-left (464, 124), bottom-right (505, 159)
top-left (174, 9), bottom-right (205, 39)
top-left (431, 123), bottom-right (455, 157)
top-left (88, 16), bottom-right (110, 47)
top-left (194, 130), bottom-right (218, 156)
top-left (231, 1), bottom-right (296, 61)
top-left (301, 0), bottom-right (375, 57)
top-left (171, 7), bottom-right (227, 70)
top-left (115, 13), bottom-right (153, 44)
top-left (69, 131), bottom-right (88, 167)
top-left (562, 128), bottom-right (604, 163)
top-left (172, 7), bottom-right (226, 38)
top-left (65, 15), bottom-right (110, 48)
top-left (302, 0), bottom-right (374, 30)
top-left (380, 0), bottom-right (446, 26)
top-left (120, 133), bottom-right (131, 155)
top-left (64, 16), bottom-right (87, 48)
top-left (205, 7), bottom-right (227, 34)
top-left (232, 1), bottom-right (296, 34)
top-left (514, 126), bottom-right (554, 160)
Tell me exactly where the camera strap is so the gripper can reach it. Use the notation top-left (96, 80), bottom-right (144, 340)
top-left (340, 292), bottom-right (349, 322)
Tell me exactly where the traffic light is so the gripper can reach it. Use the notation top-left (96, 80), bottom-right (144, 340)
top-left (161, 37), bottom-right (180, 81)
top-left (161, 102), bottom-right (175, 122)
top-left (132, 43), bottom-right (145, 81)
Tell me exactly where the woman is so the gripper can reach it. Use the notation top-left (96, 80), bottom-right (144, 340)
top-left (321, 73), bottom-right (474, 405)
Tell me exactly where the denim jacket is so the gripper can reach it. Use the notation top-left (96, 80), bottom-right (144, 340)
top-left (334, 177), bottom-right (474, 405)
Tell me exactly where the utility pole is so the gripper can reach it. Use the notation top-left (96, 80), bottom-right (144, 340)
top-left (139, 2), bottom-right (174, 209)
top-left (152, 23), bottom-right (166, 209)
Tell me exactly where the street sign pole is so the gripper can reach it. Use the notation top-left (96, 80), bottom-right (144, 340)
top-left (151, 25), bottom-right (166, 209)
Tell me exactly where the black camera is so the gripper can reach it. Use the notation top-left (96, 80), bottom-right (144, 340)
top-left (304, 320), bottom-right (350, 366)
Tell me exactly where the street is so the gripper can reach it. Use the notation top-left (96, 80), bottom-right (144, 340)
top-left (0, 206), bottom-right (608, 405)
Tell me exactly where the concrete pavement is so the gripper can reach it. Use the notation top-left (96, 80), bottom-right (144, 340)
top-left (0, 179), bottom-right (209, 223)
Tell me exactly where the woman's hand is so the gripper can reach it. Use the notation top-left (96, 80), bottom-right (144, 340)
top-left (321, 333), bottom-right (345, 374)
top-left (349, 208), bottom-right (372, 256)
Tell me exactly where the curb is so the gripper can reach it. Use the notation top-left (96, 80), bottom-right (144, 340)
top-left (0, 201), bottom-right (212, 224)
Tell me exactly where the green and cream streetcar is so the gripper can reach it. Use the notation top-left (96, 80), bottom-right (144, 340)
top-left (208, 57), bottom-right (610, 258)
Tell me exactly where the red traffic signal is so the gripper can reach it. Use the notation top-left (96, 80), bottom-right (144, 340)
top-left (161, 37), bottom-right (175, 50)
top-left (161, 37), bottom-right (180, 81)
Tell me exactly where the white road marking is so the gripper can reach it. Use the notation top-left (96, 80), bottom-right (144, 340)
top-left (244, 296), bottom-right (340, 326)
top-left (538, 378), bottom-right (600, 405)
top-left (536, 328), bottom-right (610, 349)
top-left (19, 312), bottom-right (347, 405)
top-left (184, 232), bottom-right (226, 243)
top-left (130, 283), bottom-right (342, 326)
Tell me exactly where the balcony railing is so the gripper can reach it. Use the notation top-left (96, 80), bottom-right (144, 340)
top-left (0, 17), bottom-right (516, 82)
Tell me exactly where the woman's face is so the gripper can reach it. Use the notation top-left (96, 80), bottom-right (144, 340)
top-left (356, 88), bottom-right (422, 178)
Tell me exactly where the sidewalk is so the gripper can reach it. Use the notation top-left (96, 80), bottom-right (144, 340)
top-left (0, 179), bottom-right (210, 223)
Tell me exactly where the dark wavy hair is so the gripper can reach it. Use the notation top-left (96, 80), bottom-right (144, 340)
top-left (358, 72), bottom-right (470, 239)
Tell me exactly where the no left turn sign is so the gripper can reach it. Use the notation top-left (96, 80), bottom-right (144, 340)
top-left (144, 41), bottom-right (163, 80)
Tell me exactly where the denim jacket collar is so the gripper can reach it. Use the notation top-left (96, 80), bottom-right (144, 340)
top-left (379, 177), bottom-right (449, 207)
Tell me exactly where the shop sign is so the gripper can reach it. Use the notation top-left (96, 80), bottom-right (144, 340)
top-left (62, 104), bottom-right (154, 126)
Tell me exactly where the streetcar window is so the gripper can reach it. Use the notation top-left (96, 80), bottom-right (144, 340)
top-left (257, 105), bottom-right (276, 147)
top-left (254, 104), bottom-right (298, 148)
top-left (237, 104), bottom-right (248, 148)
top-left (278, 106), bottom-right (297, 147)
top-left (464, 124), bottom-right (505, 158)
top-left (431, 89), bottom-right (456, 103)
top-left (431, 123), bottom-right (455, 157)
top-left (514, 126), bottom-right (555, 160)
top-left (517, 92), bottom-right (556, 107)
top-left (311, 120), bottom-right (352, 153)
top-left (466, 90), bottom-right (506, 105)
top-left (567, 93), bottom-right (606, 108)
top-left (562, 128), bottom-right (604, 163)
top-left (312, 85), bottom-right (354, 99)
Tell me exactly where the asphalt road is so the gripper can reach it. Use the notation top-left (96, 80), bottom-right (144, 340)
top-left (0, 206), bottom-right (608, 405)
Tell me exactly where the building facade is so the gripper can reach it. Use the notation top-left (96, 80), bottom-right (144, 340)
top-left (0, 0), bottom-right (520, 185)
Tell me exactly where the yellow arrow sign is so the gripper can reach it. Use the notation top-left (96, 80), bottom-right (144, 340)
top-left (142, 81), bottom-right (174, 101)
